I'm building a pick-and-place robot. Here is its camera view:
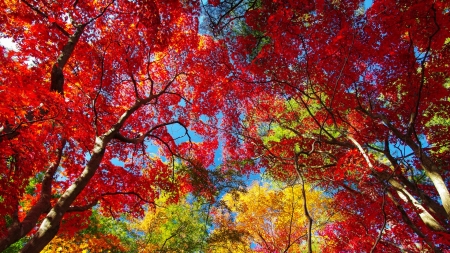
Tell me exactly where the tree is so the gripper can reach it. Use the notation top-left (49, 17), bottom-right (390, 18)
top-left (3, 0), bottom-right (450, 251)
top-left (207, 0), bottom-right (450, 251)
top-left (131, 193), bottom-right (210, 252)
top-left (44, 165), bottom-right (246, 253)
top-left (208, 181), bottom-right (339, 252)
top-left (0, 1), bottom-right (233, 251)
top-left (41, 194), bottom-right (210, 253)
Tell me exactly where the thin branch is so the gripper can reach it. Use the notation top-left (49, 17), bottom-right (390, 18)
top-left (21, 0), bottom-right (70, 37)
top-left (256, 230), bottom-right (272, 252)
top-left (92, 48), bottom-right (108, 136)
top-left (101, 191), bottom-right (155, 204)
top-left (160, 225), bottom-right (184, 251)
top-left (156, 72), bottom-right (186, 97)
top-left (114, 120), bottom-right (188, 144)
top-left (284, 185), bottom-right (295, 253)
top-left (407, 4), bottom-right (440, 136)
top-left (370, 187), bottom-right (387, 253)
top-left (294, 153), bottom-right (313, 253)
top-left (387, 191), bottom-right (442, 253)
top-left (85, 0), bottom-right (115, 25)
top-left (67, 200), bottom-right (99, 212)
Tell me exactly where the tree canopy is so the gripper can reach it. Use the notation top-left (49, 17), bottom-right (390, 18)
top-left (1, 0), bottom-right (450, 252)
top-left (209, 181), bottom-right (339, 252)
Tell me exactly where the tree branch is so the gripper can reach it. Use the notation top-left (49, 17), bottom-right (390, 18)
top-left (0, 139), bottom-right (66, 252)
top-left (21, 0), bottom-right (70, 37)
top-left (370, 187), bottom-right (387, 253)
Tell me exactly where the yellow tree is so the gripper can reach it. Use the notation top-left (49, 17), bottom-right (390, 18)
top-left (209, 181), bottom-right (339, 252)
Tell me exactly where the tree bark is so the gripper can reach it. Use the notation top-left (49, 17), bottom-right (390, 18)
top-left (349, 136), bottom-right (448, 232)
top-left (294, 153), bottom-right (313, 253)
top-left (0, 140), bottom-right (65, 252)
top-left (20, 90), bottom-right (159, 252)
top-left (387, 191), bottom-right (442, 253)
top-left (20, 136), bottom-right (109, 253)
top-left (51, 25), bottom-right (86, 94)
top-left (361, 110), bottom-right (450, 219)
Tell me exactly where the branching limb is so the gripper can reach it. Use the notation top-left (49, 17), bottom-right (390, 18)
top-left (370, 187), bottom-right (387, 253)
top-left (407, 4), bottom-right (440, 136)
top-left (67, 200), bottom-right (99, 212)
top-left (21, 0), bottom-right (71, 37)
top-left (114, 120), bottom-right (188, 144)
top-left (0, 139), bottom-right (66, 252)
top-left (387, 191), bottom-right (442, 253)
top-left (294, 153), bottom-right (313, 253)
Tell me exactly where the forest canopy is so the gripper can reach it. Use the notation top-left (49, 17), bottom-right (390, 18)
top-left (1, 0), bottom-right (450, 252)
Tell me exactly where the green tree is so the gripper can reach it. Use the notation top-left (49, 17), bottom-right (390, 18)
top-left (130, 193), bottom-right (211, 253)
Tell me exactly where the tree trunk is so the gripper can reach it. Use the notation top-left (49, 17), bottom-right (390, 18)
top-left (20, 136), bottom-right (108, 253)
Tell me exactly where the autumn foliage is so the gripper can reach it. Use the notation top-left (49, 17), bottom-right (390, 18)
top-left (209, 182), bottom-right (338, 252)
top-left (0, 0), bottom-right (230, 252)
top-left (1, 0), bottom-right (450, 252)
top-left (212, 0), bottom-right (450, 252)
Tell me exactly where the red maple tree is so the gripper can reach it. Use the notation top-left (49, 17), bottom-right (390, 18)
top-left (0, 1), bottom-right (233, 252)
top-left (209, 0), bottom-right (450, 251)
